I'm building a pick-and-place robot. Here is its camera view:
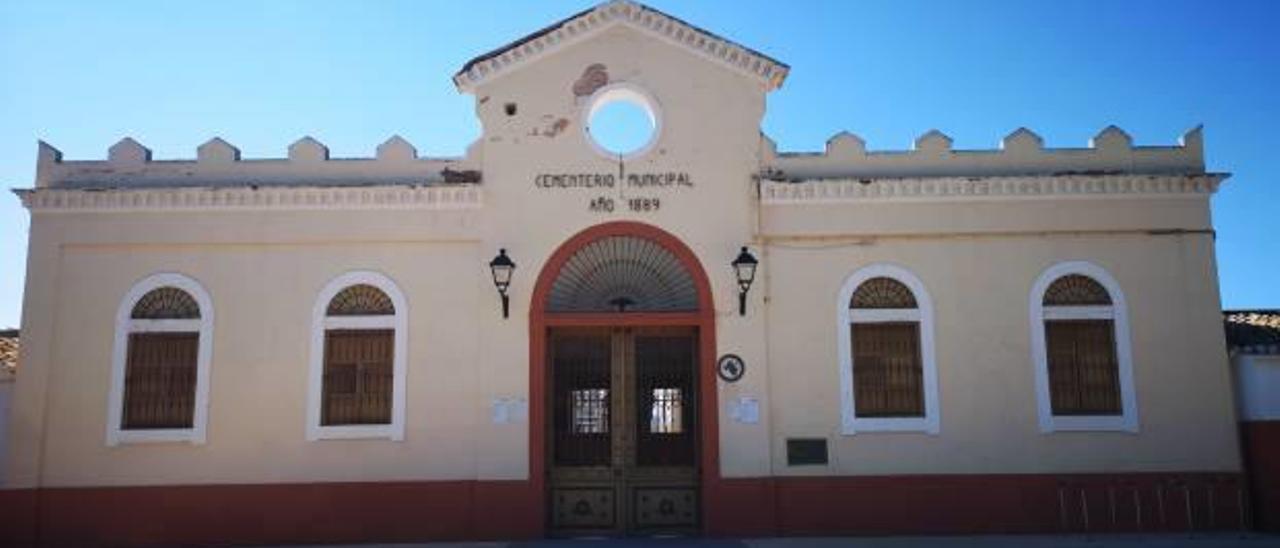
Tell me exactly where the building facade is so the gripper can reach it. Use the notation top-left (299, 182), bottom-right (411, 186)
top-left (0, 330), bottom-right (14, 488)
top-left (1227, 311), bottom-right (1280, 531)
top-left (1, 2), bottom-right (1242, 544)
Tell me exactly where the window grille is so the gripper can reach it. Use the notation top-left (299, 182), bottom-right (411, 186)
top-left (852, 323), bottom-right (924, 417)
top-left (122, 332), bottom-right (198, 429)
top-left (131, 287), bottom-right (201, 319)
top-left (326, 284), bottom-right (395, 316)
top-left (308, 273), bottom-right (406, 440)
top-left (547, 236), bottom-right (698, 313)
top-left (321, 329), bottom-right (394, 425)
top-left (649, 388), bottom-right (684, 434)
top-left (1046, 320), bottom-right (1122, 416)
top-left (850, 277), bottom-right (917, 309)
top-left (849, 276), bottom-right (925, 419)
top-left (1043, 275), bottom-right (1112, 306)
top-left (635, 334), bottom-right (696, 466)
top-left (552, 333), bottom-right (612, 466)
top-left (571, 389), bottom-right (610, 434)
top-left (1042, 274), bottom-right (1122, 416)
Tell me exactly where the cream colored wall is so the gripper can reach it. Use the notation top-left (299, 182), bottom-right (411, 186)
top-left (3, 16), bottom-right (1240, 489)
top-left (7, 208), bottom-right (495, 488)
top-left (761, 229), bottom-right (1238, 475)
top-left (469, 23), bottom-right (775, 481)
top-left (762, 195), bottom-right (1213, 237)
top-left (5, 218), bottom-right (61, 489)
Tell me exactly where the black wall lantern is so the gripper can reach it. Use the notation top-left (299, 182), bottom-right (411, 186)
top-left (732, 246), bottom-right (758, 316)
top-left (489, 248), bottom-right (516, 318)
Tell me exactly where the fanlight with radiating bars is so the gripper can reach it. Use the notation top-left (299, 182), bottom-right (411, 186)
top-left (1043, 275), bottom-right (1112, 306)
top-left (850, 277), bottom-right (917, 309)
top-left (327, 284), bottom-right (395, 316)
top-left (547, 236), bottom-right (698, 313)
top-left (131, 287), bottom-right (201, 319)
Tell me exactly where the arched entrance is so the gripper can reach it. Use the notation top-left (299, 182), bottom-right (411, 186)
top-left (529, 221), bottom-right (718, 537)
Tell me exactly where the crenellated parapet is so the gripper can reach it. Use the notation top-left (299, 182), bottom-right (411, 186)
top-left (763, 126), bottom-right (1208, 181)
top-left (34, 136), bottom-right (482, 189)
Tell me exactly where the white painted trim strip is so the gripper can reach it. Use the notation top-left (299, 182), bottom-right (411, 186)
top-left (323, 316), bottom-right (397, 330)
top-left (1043, 306), bottom-right (1115, 321)
top-left (849, 308), bottom-right (920, 323)
top-left (126, 318), bottom-right (203, 332)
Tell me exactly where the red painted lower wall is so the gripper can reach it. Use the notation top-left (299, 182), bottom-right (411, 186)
top-left (706, 472), bottom-right (1246, 537)
top-left (0, 480), bottom-right (540, 547)
top-left (1242, 420), bottom-right (1280, 531)
top-left (0, 472), bottom-right (1246, 546)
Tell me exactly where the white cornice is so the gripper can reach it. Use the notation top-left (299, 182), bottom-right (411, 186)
top-left (16, 184), bottom-right (482, 213)
top-left (453, 0), bottom-right (789, 93)
top-left (760, 174), bottom-right (1224, 205)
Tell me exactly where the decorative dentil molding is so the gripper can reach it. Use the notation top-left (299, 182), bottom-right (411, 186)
top-left (760, 173), bottom-right (1224, 204)
top-left (17, 184), bottom-right (483, 212)
top-left (452, 0), bottom-right (789, 93)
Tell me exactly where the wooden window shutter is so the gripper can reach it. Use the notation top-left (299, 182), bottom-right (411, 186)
top-left (1046, 320), bottom-right (1122, 415)
top-left (852, 322), bottom-right (925, 417)
top-left (122, 332), bottom-right (199, 429)
top-left (321, 329), bottom-right (394, 426)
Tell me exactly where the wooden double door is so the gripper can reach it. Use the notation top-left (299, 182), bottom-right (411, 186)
top-left (547, 326), bottom-right (700, 536)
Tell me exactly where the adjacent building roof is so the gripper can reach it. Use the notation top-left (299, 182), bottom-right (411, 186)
top-left (453, 0), bottom-right (789, 92)
top-left (1225, 310), bottom-right (1280, 356)
top-left (0, 329), bottom-right (16, 380)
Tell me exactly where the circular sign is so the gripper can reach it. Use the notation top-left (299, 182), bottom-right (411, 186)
top-left (717, 354), bottom-right (745, 382)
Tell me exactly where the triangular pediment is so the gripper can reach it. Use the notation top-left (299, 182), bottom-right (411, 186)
top-left (453, 0), bottom-right (789, 93)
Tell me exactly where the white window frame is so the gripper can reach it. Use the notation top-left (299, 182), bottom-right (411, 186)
top-left (107, 272), bottom-right (214, 446)
top-left (307, 271), bottom-right (408, 441)
top-left (837, 264), bottom-right (940, 434)
top-left (1029, 261), bottom-right (1138, 433)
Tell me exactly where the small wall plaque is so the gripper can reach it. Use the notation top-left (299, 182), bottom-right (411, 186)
top-left (490, 397), bottom-right (527, 424)
top-left (786, 438), bottom-right (829, 466)
top-left (717, 354), bottom-right (745, 382)
top-left (729, 396), bottom-right (759, 424)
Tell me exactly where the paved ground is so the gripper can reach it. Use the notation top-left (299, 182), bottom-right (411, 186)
top-left (288, 533), bottom-right (1280, 548)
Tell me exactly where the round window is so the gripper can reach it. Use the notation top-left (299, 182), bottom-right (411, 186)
top-left (584, 85), bottom-right (660, 159)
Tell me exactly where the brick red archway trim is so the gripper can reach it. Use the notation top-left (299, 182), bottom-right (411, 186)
top-left (528, 221), bottom-right (720, 535)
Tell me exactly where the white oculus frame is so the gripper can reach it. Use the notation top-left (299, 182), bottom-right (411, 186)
top-left (837, 264), bottom-right (941, 435)
top-left (582, 83), bottom-right (663, 161)
top-left (107, 272), bottom-right (215, 446)
top-left (306, 270), bottom-right (408, 441)
top-left (1029, 261), bottom-right (1138, 433)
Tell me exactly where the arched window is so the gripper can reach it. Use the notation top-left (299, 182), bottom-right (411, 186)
top-left (837, 264), bottom-right (940, 434)
top-left (307, 272), bottom-right (407, 441)
top-left (108, 273), bottom-right (214, 445)
top-left (1030, 262), bottom-right (1137, 432)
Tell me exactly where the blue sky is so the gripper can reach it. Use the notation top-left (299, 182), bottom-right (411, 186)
top-left (0, 0), bottom-right (1276, 328)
